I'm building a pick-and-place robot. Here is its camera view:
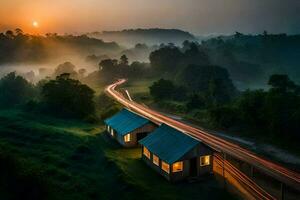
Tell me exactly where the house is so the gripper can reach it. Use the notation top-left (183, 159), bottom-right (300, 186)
top-left (139, 124), bottom-right (213, 182)
top-left (104, 109), bottom-right (157, 147)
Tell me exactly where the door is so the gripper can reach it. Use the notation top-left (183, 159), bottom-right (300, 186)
top-left (137, 132), bottom-right (148, 141)
top-left (189, 157), bottom-right (198, 177)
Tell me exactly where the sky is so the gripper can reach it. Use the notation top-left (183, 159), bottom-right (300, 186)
top-left (0, 0), bottom-right (299, 35)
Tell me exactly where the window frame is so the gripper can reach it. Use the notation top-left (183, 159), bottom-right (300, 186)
top-left (143, 147), bottom-right (151, 159)
top-left (110, 129), bottom-right (114, 136)
top-left (124, 134), bottom-right (131, 142)
top-left (161, 161), bottom-right (170, 174)
top-left (153, 154), bottom-right (159, 166)
top-left (172, 161), bottom-right (183, 172)
top-left (200, 155), bottom-right (210, 166)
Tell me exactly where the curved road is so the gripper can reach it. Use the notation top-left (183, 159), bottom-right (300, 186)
top-left (105, 79), bottom-right (300, 198)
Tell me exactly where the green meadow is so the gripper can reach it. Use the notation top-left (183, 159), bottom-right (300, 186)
top-left (0, 109), bottom-right (235, 200)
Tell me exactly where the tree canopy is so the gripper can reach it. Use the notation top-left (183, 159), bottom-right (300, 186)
top-left (0, 72), bottom-right (35, 107)
top-left (41, 73), bottom-right (95, 119)
top-left (208, 74), bottom-right (300, 141)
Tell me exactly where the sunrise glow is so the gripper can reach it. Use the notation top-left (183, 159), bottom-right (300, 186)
top-left (32, 21), bottom-right (39, 28)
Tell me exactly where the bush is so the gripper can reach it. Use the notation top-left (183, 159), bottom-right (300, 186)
top-left (208, 106), bottom-right (239, 129)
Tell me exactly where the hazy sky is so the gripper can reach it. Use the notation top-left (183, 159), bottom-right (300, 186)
top-left (0, 0), bottom-right (299, 35)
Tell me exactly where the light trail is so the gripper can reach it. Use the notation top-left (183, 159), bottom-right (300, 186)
top-left (105, 79), bottom-right (300, 199)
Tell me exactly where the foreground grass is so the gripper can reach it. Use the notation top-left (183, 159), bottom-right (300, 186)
top-left (0, 109), bottom-right (235, 200)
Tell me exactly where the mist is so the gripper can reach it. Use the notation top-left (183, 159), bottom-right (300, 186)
top-left (0, 32), bottom-right (125, 83)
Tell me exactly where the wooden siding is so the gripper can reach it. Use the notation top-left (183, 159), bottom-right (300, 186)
top-left (108, 123), bottom-right (157, 147)
top-left (141, 143), bottom-right (213, 182)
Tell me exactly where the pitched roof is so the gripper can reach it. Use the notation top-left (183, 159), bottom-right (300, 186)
top-left (139, 124), bottom-right (200, 164)
top-left (104, 109), bottom-right (150, 136)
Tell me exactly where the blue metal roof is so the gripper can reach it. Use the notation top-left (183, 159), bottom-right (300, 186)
top-left (139, 124), bottom-right (200, 164)
top-left (104, 109), bottom-right (150, 136)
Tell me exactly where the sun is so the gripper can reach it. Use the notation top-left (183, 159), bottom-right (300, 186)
top-left (32, 21), bottom-right (39, 28)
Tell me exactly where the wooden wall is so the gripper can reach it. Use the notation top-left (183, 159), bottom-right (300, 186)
top-left (108, 123), bottom-right (157, 147)
top-left (141, 143), bottom-right (213, 182)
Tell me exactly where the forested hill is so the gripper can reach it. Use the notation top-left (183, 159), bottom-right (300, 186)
top-left (202, 33), bottom-right (300, 89)
top-left (88, 28), bottom-right (196, 46)
top-left (0, 31), bottom-right (121, 64)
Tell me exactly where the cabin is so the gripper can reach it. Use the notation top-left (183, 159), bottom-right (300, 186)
top-left (104, 109), bottom-right (157, 147)
top-left (139, 124), bottom-right (213, 182)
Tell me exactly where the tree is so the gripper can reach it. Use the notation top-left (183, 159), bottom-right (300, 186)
top-left (234, 32), bottom-right (244, 38)
top-left (172, 85), bottom-right (188, 101)
top-left (186, 93), bottom-right (205, 111)
top-left (53, 62), bottom-right (78, 78)
top-left (183, 43), bottom-right (210, 66)
top-left (208, 106), bottom-right (238, 129)
top-left (119, 55), bottom-right (129, 66)
top-left (237, 90), bottom-right (266, 128)
top-left (0, 72), bottom-right (35, 107)
top-left (149, 46), bottom-right (183, 72)
top-left (99, 59), bottom-right (118, 72)
top-left (41, 73), bottom-right (95, 119)
top-left (15, 28), bottom-right (23, 35)
top-left (149, 79), bottom-right (175, 100)
top-left (128, 61), bottom-right (149, 78)
top-left (264, 75), bottom-right (300, 137)
top-left (5, 30), bottom-right (14, 39)
top-left (268, 74), bottom-right (298, 94)
top-left (179, 64), bottom-right (236, 104)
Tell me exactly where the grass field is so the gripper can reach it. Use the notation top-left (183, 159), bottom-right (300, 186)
top-left (120, 78), bottom-right (155, 104)
top-left (0, 109), bottom-right (235, 200)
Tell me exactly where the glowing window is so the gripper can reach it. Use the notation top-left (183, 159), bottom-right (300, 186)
top-left (124, 134), bottom-right (131, 142)
top-left (153, 154), bottom-right (159, 166)
top-left (161, 161), bottom-right (170, 174)
top-left (110, 129), bottom-right (114, 136)
top-left (200, 155), bottom-right (210, 166)
top-left (172, 161), bottom-right (183, 172)
top-left (107, 125), bottom-right (110, 132)
top-left (143, 147), bottom-right (150, 159)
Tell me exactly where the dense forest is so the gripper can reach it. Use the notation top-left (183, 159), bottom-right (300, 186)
top-left (144, 39), bottom-right (300, 146)
top-left (202, 32), bottom-right (300, 89)
top-left (0, 29), bottom-right (120, 64)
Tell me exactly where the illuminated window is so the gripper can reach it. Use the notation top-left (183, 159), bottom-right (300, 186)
top-left (172, 161), bottom-right (183, 172)
top-left (153, 154), bottom-right (159, 166)
top-left (200, 155), bottom-right (210, 166)
top-left (107, 125), bottom-right (110, 132)
top-left (143, 147), bottom-right (150, 159)
top-left (161, 161), bottom-right (170, 174)
top-left (110, 129), bottom-right (114, 136)
top-left (124, 134), bottom-right (131, 142)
